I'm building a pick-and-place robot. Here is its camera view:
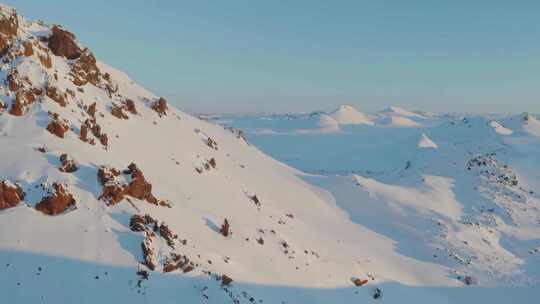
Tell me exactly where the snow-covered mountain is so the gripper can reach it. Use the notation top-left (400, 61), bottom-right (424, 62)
top-left (2, 4), bottom-right (540, 303)
top-left (329, 104), bottom-right (374, 125)
top-left (0, 5), bottom-right (393, 303)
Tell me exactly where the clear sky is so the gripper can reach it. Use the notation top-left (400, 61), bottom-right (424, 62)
top-left (7, 0), bottom-right (540, 114)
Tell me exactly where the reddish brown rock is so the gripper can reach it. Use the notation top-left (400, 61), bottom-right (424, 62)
top-left (151, 97), bottom-right (168, 117)
top-left (0, 7), bottom-right (18, 39)
top-left (111, 104), bottom-right (128, 119)
top-left (47, 26), bottom-right (81, 60)
top-left (0, 180), bottom-right (25, 210)
top-left (97, 166), bottom-right (121, 185)
top-left (35, 183), bottom-right (76, 215)
top-left (22, 41), bottom-right (33, 56)
top-left (71, 50), bottom-right (100, 86)
top-left (353, 278), bottom-right (368, 287)
top-left (46, 86), bottom-right (67, 107)
top-left (59, 154), bottom-right (78, 173)
top-left (123, 99), bottom-right (137, 115)
top-left (220, 218), bottom-right (230, 237)
top-left (159, 224), bottom-right (177, 248)
top-left (221, 274), bottom-right (233, 286)
top-left (124, 163), bottom-right (157, 205)
top-left (87, 102), bottom-right (97, 118)
top-left (46, 113), bottom-right (69, 138)
top-left (38, 51), bottom-right (52, 69)
top-left (6, 72), bottom-right (18, 91)
top-left (79, 123), bottom-right (88, 142)
top-left (9, 90), bottom-right (36, 116)
top-left (99, 133), bottom-right (108, 147)
top-left (141, 235), bottom-right (156, 271)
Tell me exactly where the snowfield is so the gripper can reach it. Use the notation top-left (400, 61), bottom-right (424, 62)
top-left (1, 4), bottom-right (540, 303)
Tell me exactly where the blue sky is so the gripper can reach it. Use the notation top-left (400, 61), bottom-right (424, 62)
top-left (7, 0), bottom-right (540, 113)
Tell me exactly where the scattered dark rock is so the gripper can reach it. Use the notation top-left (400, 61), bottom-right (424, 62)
top-left (220, 219), bottom-right (230, 237)
top-left (59, 154), bottom-right (78, 173)
top-left (152, 97), bottom-right (168, 117)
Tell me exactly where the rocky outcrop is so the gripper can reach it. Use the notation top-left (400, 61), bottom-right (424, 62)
top-left (86, 102), bottom-right (97, 118)
top-left (35, 183), bottom-right (76, 215)
top-left (46, 113), bottom-right (69, 138)
top-left (47, 26), bottom-right (80, 60)
top-left (353, 278), bottom-right (368, 287)
top-left (141, 234), bottom-right (156, 271)
top-left (152, 97), bottom-right (168, 117)
top-left (58, 154), bottom-right (78, 173)
top-left (98, 163), bottom-right (169, 207)
top-left (159, 223), bottom-right (177, 248)
top-left (0, 7), bottom-right (18, 41)
top-left (10, 90), bottom-right (36, 116)
top-left (46, 86), bottom-right (67, 107)
top-left (71, 50), bottom-right (100, 86)
top-left (0, 180), bottom-right (25, 210)
top-left (124, 99), bottom-right (137, 115)
top-left (111, 104), bottom-right (128, 119)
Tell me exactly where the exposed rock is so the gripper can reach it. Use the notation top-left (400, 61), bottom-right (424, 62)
top-left (221, 274), bottom-right (233, 286)
top-left (86, 102), bottom-right (96, 118)
top-left (353, 278), bottom-right (368, 287)
top-left (207, 137), bottom-right (218, 150)
top-left (151, 97), bottom-right (168, 117)
top-left (123, 99), bottom-right (137, 115)
top-left (141, 234), bottom-right (156, 271)
top-left (47, 25), bottom-right (81, 60)
top-left (124, 163), bottom-right (158, 205)
top-left (59, 154), bottom-right (78, 173)
top-left (111, 104), bottom-right (128, 119)
top-left (159, 223), bottom-right (177, 248)
top-left (71, 50), bottom-right (100, 86)
top-left (10, 90), bottom-right (36, 116)
top-left (0, 180), bottom-right (25, 210)
top-left (22, 41), bottom-right (33, 56)
top-left (79, 123), bottom-right (88, 142)
top-left (99, 133), bottom-right (108, 147)
top-left (220, 219), bottom-right (230, 237)
top-left (98, 164), bottom-right (166, 207)
top-left (46, 86), bottom-right (67, 107)
top-left (35, 183), bottom-right (76, 215)
top-left (0, 7), bottom-right (18, 39)
top-left (250, 195), bottom-right (261, 207)
top-left (46, 113), bottom-right (69, 138)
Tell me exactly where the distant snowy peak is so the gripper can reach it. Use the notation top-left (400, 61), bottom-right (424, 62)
top-left (521, 112), bottom-right (540, 138)
top-left (316, 114), bottom-right (341, 132)
top-left (376, 115), bottom-right (422, 127)
top-left (418, 133), bottom-right (438, 149)
top-left (380, 106), bottom-right (426, 119)
top-left (489, 120), bottom-right (513, 136)
top-left (329, 104), bottom-right (374, 125)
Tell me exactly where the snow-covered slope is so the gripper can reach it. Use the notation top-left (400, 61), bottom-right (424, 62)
top-left (418, 133), bottom-right (438, 148)
top-left (219, 108), bottom-right (540, 302)
top-left (2, 4), bottom-right (540, 303)
top-left (0, 5), bottom-right (428, 303)
top-left (329, 104), bottom-right (374, 125)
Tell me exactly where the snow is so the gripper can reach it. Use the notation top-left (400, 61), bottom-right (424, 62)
top-left (328, 104), bottom-right (374, 125)
top-left (2, 5), bottom-right (540, 304)
top-left (489, 120), bottom-right (513, 135)
top-left (376, 115), bottom-right (423, 127)
top-left (418, 133), bottom-right (438, 148)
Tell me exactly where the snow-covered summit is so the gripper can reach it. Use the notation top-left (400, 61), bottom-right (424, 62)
top-left (328, 104), bottom-right (374, 125)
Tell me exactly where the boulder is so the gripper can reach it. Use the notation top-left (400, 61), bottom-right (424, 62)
top-left (35, 183), bottom-right (76, 215)
top-left (58, 154), bottom-right (78, 173)
top-left (47, 26), bottom-right (80, 60)
top-left (152, 97), bottom-right (168, 117)
top-left (46, 113), bottom-right (69, 138)
top-left (0, 180), bottom-right (25, 209)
